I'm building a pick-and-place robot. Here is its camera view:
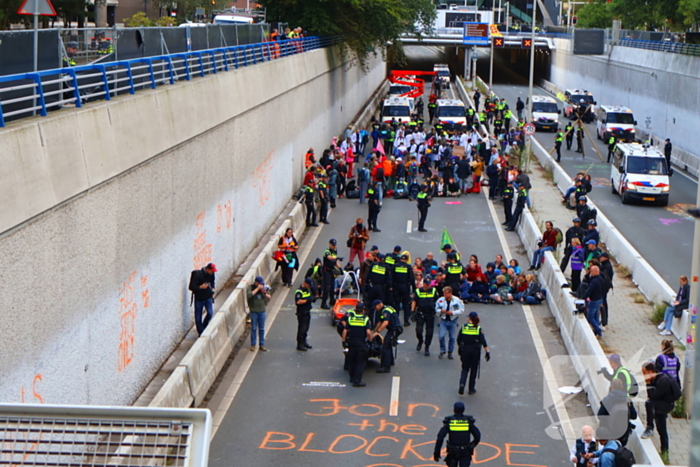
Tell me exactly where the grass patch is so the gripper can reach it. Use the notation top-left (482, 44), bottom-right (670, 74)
top-left (630, 292), bottom-right (648, 304)
top-left (614, 263), bottom-right (632, 279)
top-left (676, 342), bottom-right (687, 351)
top-left (651, 302), bottom-right (666, 325)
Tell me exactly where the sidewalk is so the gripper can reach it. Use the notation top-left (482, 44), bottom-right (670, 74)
top-left (523, 160), bottom-right (691, 465)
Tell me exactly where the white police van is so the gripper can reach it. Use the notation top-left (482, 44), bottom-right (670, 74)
top-left (531, 95), bottom-right (560, 132)
top-left (596, 105), bottom-right (637, 142)
top-left (381, 97), bottom-right (412, 124)
top-left (610, 142), bottom-right (670, 206)
top-left (435, 99), bottom-right (466, 132)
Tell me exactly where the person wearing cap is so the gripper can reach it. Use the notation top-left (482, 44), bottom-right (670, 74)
top-left (444, 253), bottom-right (464, 294)
top-left (583, 219), bottom-right (599, 246)
top-left (365, 254), bottom-right (391, 318)
top-left (385, 245), bottom-right (402, 270)
top-left (576, 196), bottom-right (593, 226)
top-left (188, 263), bottom-right (218, 336)
top-left (417, 184), bottom-right (432, 232)
top-left (342, 302), bottom-right (372, 387)
top-left (295, 278), bottom-right (316, 351)
top-left (560, 218), bottom-right (585, 272)
top-left (441, 244), bottom-right (461, 264)
top-left (321, 239), bottom-right (341, 309)
top-left (393, 254), bottom-right (415, 326)
top-left (367, 181), bottom-right (382, 232)
top-left (600, 354), bottom-right (639, 400)
top-left (435, 286), bottom-right (464, 360)
top-left (457, 312), bottom-right (490, 395)
top-left (63, 42), bottom-right (78, 67)
top-left (317, 174), bottom-right (330, 225)
top-left (299, 182), bottom-right (318, 227)
top-left (246, 276), bottom-right (271, 352)
top-left (433, 401), bottom-right (481, 467)
top-left (413, 278), bottom-right (438, 356)
top-left (504, 184), bottom-right (527, 231)
top-left (373, 300), bottom-right (401, 373)
top-left (584, 240), bottom-right (602, 269)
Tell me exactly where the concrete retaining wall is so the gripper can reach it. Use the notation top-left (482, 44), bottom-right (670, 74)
top-left (547, 38), bottom-right (700, 175)
top-left (0, 47), bottom-right (386, 406)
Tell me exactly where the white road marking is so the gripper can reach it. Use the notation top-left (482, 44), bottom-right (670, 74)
top-left (389, 376), bottom-right (401, 416)
top-left (406, 220), bottom-right (412, 233)
top-left (482, 191), bottom-right (576, 442)
top-left (302, 382), bottom-right (346, 388)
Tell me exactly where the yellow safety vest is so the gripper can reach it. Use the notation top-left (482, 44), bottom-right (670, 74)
top-left (447, 264), bottom-right (462, 274)
top-left (461, 324), bottom-right (481, 335)
top-left (371, 264), bottom-right (386, 275)
top-left (416, 288), bottom-right (436, 298)
top-left (348, 315), bottom-right (369, 326)
top-left (449, 419), bottom-right (470, 432)
top-left (395, 266), bottom-right (409, 274)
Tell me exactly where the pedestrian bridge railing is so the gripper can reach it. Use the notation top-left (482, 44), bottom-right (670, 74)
top-left (0, 36), bottom-right (339, 127)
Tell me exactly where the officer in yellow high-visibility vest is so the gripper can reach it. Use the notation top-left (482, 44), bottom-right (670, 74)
top-left (341, 302), bottom-right (372, 387)
top-left (417, 184), bottom-right (431, 232)
top-left (457, 312), bottom-right (490, 395)
top-left (555, 130), bottom-right (564, 162)
top-left (433, 401), bottom-right (481, 467)
top-left (607, 135), bottom-right (617, 163)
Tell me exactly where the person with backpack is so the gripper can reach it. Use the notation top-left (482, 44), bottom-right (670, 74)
top-left (357, 162), bottom-right (370, 204)
top-left (655, 339), bottom-right (682, 391)
top-left (529, 221), bottom-right (558, 271)
top-left (641, 361), bottom-right (681, 455)
top-left (584, 426), bottom-right (636, 467)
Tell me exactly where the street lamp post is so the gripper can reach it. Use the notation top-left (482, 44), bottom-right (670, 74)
top-left (524, 0), bottom-right (537, 173)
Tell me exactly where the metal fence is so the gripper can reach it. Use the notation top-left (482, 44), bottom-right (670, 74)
top-left (0, 35), bottom-right (338, 127)
top-left (618, 37), bottom-right (700, 56)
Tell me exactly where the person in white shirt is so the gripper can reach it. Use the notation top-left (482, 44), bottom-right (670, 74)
top-left (435, 286), bottom-right (464, 360)
top-left (569, 425), bottom-right (598, 466)
top-left (459, 131), bottom-right (470, 149)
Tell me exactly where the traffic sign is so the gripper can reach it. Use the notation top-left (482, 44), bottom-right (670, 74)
top-left (493, 37), bottom-right (505, 48)
top-left (521, 38), bottom-right (532, 48)
top-left (462, 22), bottom-right (490, 46)
top-left (523, 123), bottom-right (536, 136)
top-left (17, 0), bottom-right (56, 15)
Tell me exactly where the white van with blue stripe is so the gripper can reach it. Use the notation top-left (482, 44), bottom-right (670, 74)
top-left (610, 142), bottom-right (671, 206)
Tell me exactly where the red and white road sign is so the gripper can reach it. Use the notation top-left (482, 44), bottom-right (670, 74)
top-left (17, 0), bottom-right (56, 16)
top-left (523, 123), bottom-right (536, 136)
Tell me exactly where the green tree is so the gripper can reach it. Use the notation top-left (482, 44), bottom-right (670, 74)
top-left (0, 0), bottom-right (26, 29)
top-left (575, 1), bottom-right (613, 28)
top-left (260, 0), bottom-right (436, 69)
top-left (678, 0), bottom-right (700, 28)
top-left (124, 11), bottom-right (154, 26)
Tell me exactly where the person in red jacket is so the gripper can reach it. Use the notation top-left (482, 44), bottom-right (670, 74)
top-left (529, 221), bottom-right (558, 270)
top-left (465, 259), bottom-right (483, 283)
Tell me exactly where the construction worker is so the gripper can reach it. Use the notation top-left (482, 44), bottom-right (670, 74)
top-left (417, 184), bottom-right (431, 232)
top-left (433, 402), bottom-right (481, 467)
top-left (393, 254), bottom-right (415, 326)
top-left (413, 279), bottom-right (438, 356)
top-left (373, 300), bottom-right (401, 373)
top-left (320, 239), bottom-right (341, 309)
top-left (457, 311), bottom-right (490, 395)
top-left (607, 135), bottom-right (617, 163)
top-left (555, 130), bottom-right (564, 162)
top-left (365, 255), bottom-right (391, 322)
top-left (565, 122), bottom-right (574, 150)
top-left (342, 302), bottom-right (372, 387)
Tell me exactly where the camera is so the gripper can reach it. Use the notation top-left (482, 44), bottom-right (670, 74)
top-left (596, 368), bottom-right (606, 375)
top-left (572, 299), bottom-right (587, 315)
top-left (537, 240), bottom-right (544, 247)
top-left (264, 285), bottom-right (271, 292)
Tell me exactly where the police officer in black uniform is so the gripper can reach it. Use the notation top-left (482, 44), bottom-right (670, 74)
top-left (368, 181), bottom-right (382, 232)
top-left (565, 122), bottom-right (574, 150)
top-left (417, 184), bottom-right (431, 232)
top-left (295, 278), bottom-right (315, 351)
top-left (457, 312), bottom-right (490, 395)
top-left (433, 401), bottom-right (481, 467)
top-left (505, 185), bottom-right (527, 231)
top-left (393, 254), bottom-right (415, 326)
top-left (318, 175), bottom-right (330, 224)
top-left (428, 101), bottom-right (437, 123)
top-left (300, 183), bottom-right (319, 227)
top-left (576, 124), bottom-right (585, 153)
top-left (373, 300), bottom-right (400, 373)
top-left (342, 303), bottom-right (372, 387)
top-left (501, 180), bottom-right (514, 226)
top-left (560, 217), bottom-right (585, 271)
top-left (444, 253), bottom-right (464, 293)
top-left (365, 254), bottom-right (391, 321)
top-left (320, 239), bottom-right (341, 310)
top-left (413, 278), bottom-right (438, 356)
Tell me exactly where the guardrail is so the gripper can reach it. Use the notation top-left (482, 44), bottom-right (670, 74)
top-left (618, 38), bottom-right (700, 56)
top-left (0, 36), bottom-right (338, 128)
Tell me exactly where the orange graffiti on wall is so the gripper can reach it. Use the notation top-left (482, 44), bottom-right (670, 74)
top-left (118, 272), bottom-right (137, 372)
top-left (253, 150), bottom-right (275, 206)
top-left (193, 211), bottom-right (213, 269)
top-left (216, 201), bottom-right (233, 234)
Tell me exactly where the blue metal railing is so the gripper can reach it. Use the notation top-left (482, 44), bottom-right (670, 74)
top-left (0, 36), bottom-right (339, 128)
top-left (618, 38), bottom-right (700, 56)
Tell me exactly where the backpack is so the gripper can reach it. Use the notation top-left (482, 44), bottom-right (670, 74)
top-left (603, 444), bottom-right (636, 467)
top-left (666, 373), bottom-right (682, 401)
top-left (346, 179), bottom-right (357, 192)
top-left (409, 162), bottom-right (419, 176)
top-left (376, 167), bottom-right (385, 181)
top-left (590, 208), bottom-right (598, 221)
top-left (554, 228), bottom-right (564, 245)
top-left (358, 168), bottom-right (369, 183)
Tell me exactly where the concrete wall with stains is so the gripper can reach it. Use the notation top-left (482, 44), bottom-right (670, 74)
top-left (0, 47), bottom-right (386, 405)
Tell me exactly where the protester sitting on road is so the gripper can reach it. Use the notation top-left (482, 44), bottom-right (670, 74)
top-left (489, 275), bottom-right (513, 304)
top-left (484, 263), bottom-right (498, 283)
top-left (467, 274), bottom-right (490, 303)
top-left (517, 275), bottom-right (543, 305)
top-left (465, 259), bottom-right (483, 283)
top-left (509, 258), bottom-right (521, 275)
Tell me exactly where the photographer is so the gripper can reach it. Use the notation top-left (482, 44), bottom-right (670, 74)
top-left (246, 276), bottom-right (271, 352)
top-left (188, 263), bottom-right (217, 336)
top-left (348, 218), bottom-right (370, 264)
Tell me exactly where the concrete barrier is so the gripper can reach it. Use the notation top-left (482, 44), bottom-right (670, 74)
top-left (149, 366), bottom-right (194, 409)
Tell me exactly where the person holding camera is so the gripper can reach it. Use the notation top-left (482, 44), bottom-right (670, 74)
top-left (247, 276), bottom-right (271, 352)
top-left (348, 218), bottom-right (370, 264)
top-left (188, 263), bottom-right (218, 336)
top-left (295, 278), bottom-right (316, 351)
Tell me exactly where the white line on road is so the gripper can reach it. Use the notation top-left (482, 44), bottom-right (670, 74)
top-left (406, 220), bottom-right (412, 233)
top-left (389, 376), bottom-right (401, 416)
top-left (483, 191), bottom-right (576, 442)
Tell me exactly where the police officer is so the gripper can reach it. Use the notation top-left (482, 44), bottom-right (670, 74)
top-left (413, 279), bottom-right (438, 356)
top-left (505, 185), bottom-right (527, 231)
top-left (318, 175), bottom-right (330, 224)
top-left (565, 122), bottom-right (574, 150)
top-left (368, 181), bottom-right (382, 232)
top-left (428, 101), bottom-right (437, 123)
top-left (373, 300), bottom-right (401, 373)
top-left (555, 130), bottom-right (564, 162)
top-left (320, 239), bottom-right (341, 310)
top-left (433, 402), bottom-right (481, 467)
top-left (416, 184), bottom-right (431, 232)
top-left (576, 124), bottom-right (585, 153)
top-left (444, 253), bottom-right (464, 293)
top-left (366, 254), bottom-right (392, 321)
top-left (560, 217), bottom-right (586, 271)
top-left (441, 244), bottom-right (461, 264)
top-left (63, 42), bottom-right (78, 67)
top-left (300, 183), bottom-right (318, 227)
top-left (393, 254), bottom-right (415, 326)
top-left (607, 135), bottom-right (617, 163)
top-left (457, 312), bottom-right (490, 395)
top-left (466, 107), bottom-right (475, 129)
top-left (295, 278), bottom-right (315, 351)
top-left (576, 196), bottom-right (593, 226)
top-left (342, 303), bottom-right (372, 387)
top-left (493, 117), bottom-right (502, 135)
top-left (501, 180), bottom-right (514, 226)
top-left (385, 245), bottom-right (402, 270)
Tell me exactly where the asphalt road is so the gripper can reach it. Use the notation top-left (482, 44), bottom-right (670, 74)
top-left (472, 50), bottom-right (696, 286)
top-left (207, 193), bottom-right (574, 467)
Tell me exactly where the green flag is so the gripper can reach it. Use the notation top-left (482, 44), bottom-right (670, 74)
top-left (440, 227), bottom-right (460, 255)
